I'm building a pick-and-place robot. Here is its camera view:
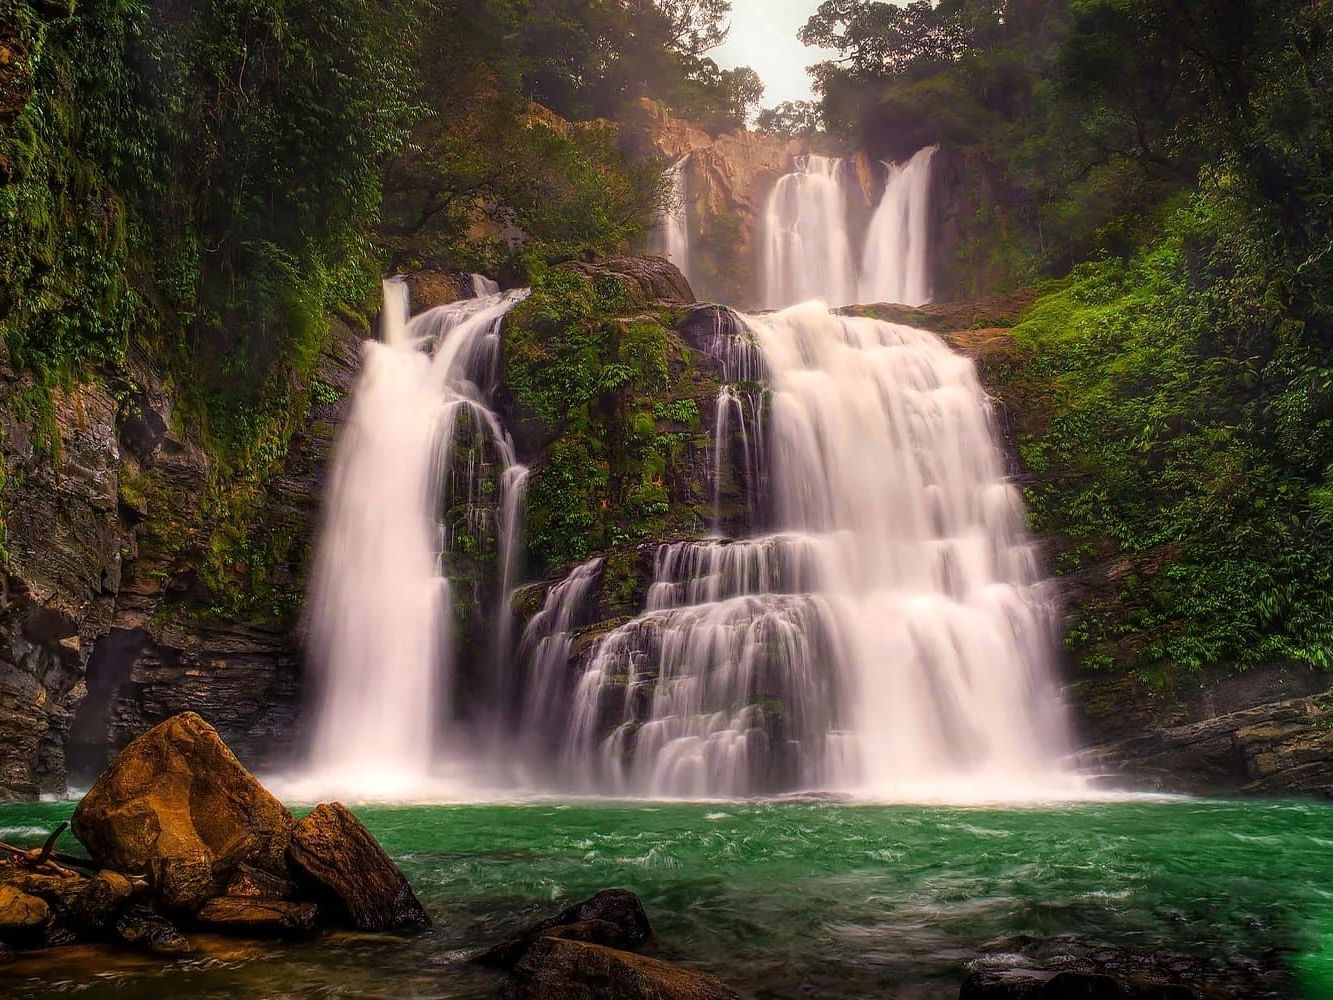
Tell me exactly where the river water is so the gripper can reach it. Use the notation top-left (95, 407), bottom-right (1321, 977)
top-left (2, 797), bottom-right (1331, 997)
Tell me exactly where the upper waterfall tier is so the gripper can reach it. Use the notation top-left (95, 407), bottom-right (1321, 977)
top-left (661, 155), bottom-right (693, 285)
top-left (761, 147), bottom-right (938, 311)
top-left (762, 155), bottom-right (860, 310)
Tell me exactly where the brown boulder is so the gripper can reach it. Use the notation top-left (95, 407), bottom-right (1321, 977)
top-left (0, 884), bottom-right (50, 936)
top-left (286, 802), bottom-right (430, 932)
top-left (70, 713), bottom-right (294, 894)
top-left (571, 257), bottom-right (695, 306)
top-left (147, 852), bottom-right (221, 913)
top-left (477, 889), bottom-right (654, 968)
top-left (1, 867), bottom-right (86, 913)
top-left (195, 896), bottom-right (319, 937)
top-left (224, 862), bottom-right (297, 900)
top-left (403, 270), bottom-right (475, 312)
top-left (500, 939), bottom-right (739, 1000)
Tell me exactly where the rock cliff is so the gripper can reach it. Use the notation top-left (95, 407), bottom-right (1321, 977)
top-left (0, 320), bottom-right (365, 799)
top-left (627, 99), bottom-right (806, 307)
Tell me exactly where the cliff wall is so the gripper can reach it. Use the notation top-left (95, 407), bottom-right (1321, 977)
top-left (0, 321), bottom-right (364, 798)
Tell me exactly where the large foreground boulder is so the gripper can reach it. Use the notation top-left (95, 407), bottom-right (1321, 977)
top-left (286, 802), bottom-right (430, 932)
top-left (500, 938), bottom-right (739, 1000)
top-left (478, 888), bottom-right (654, 968)
top-left (71, 712), bottom-right (293, 902)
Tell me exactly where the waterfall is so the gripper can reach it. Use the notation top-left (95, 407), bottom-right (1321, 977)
top-left (761, 147), bottom-right (937, 310)
top-left (859, 146), bottom-right (937, 307)
top-left (662, 155), bottom-right (692, 282)
top-left (762, 155), bottom-right (859, 310)
top-left (296, 136), bottom-right (1075, 802)
top-left (538, 302), bottom-right (1072, 799)
top-left (302, 278), bottom-right (527, 796)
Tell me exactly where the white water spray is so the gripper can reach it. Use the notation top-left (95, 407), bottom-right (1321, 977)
top-left (662, 155), bottom-right (693, 283)
top-left (762, 155), bottom-right (859, 309)
top-left (859, 146), bottom-right (937, 306)
top-left (762, 147), bottom-right (937, 310)
top-left (302, 279), bottom-right (526, 797)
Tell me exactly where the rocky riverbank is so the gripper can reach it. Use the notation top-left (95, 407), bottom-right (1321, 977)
top-left (0, 711), bottom-right (748, 999)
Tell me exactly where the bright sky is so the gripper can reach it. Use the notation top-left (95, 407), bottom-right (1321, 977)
top-left (713, 0), bottom-right (837, 107)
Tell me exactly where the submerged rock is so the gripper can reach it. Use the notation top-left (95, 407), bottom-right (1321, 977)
top-left (71, 712), bottom-right (294, 893)
top-left (286, 802), bottom-right (430, 932)
top-left (960, 969), bottom-right (1129, 998)
top-left (195, 896), bottom-right (319, 937)
top-left (477, 888), bottom-right (654, 968)
top-left (500, 938), bottom-right (739, 1000)
top-left (963, 937), bottom-right (1288, 999)
top-left (69, 870), bottom-right (137, 931)
top-left (113, 905), bottom-right (191, 957)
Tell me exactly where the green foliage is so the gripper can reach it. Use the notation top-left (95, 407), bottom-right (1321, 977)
top-left (507, 267), bottom-right (707, 573)
top-left (0, 0), bottom-right (145, 382)
top-left (755, 101), bottom-right (825, 139)
top-left (1012, 190), bottom-right (1333, 678)
top-left (512, 0), bottom-right (756, 129)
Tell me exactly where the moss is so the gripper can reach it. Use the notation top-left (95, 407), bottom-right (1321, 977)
top-left (9, 383), bottom-right (62, 462)
top-left (510, 268), bottom-right (721, 575)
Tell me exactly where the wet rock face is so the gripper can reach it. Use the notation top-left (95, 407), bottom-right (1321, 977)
top-left (286, 802), bottom-right (431, 933)
top-left (70, 712), bottom-right (294, 892)
top-left (627, 98), bottom-right (807, 307)
top-left (501, 939), bottom-right (740, 1000)
top-left (1074, 665), bottom-right (1333, 796)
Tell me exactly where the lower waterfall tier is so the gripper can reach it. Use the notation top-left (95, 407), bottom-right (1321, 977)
top-left (500, 303), bottom-right (1076, 798)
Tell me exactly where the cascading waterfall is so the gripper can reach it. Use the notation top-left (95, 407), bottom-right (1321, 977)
top-left (537, 303), bottom-right (1073, 799)
top-left (762, 155), bottom-right (859, 310)
top-left (302, 278), bottom-right (527, 796)
top-left (858, 145), bottom-right (937, 307)
top-left (662, 155), bottom-right (693, 282)
top-left (298, 137), bottom-right (1075, 802)
top-left (761, 147), bottom-right (937, 310)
